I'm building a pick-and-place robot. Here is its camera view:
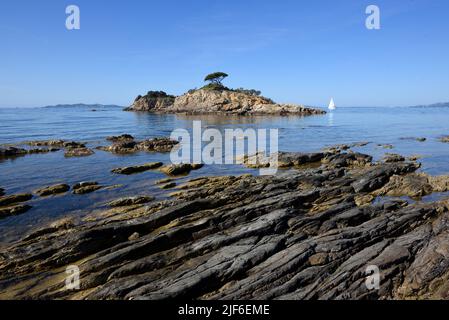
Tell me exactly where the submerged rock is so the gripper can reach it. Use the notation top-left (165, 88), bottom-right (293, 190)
top-left (25, 140), bottom-right (66, 147)
top-left (378, 144), bottom-right (394, 149)
top-left (400, 137), bottom-right (427, 142)
top-left (439, 135), bottom-right (449, 143)
top-left (160, 182), bottom-right (177, 189)
top-left (107, 196), bottom-right (154, 207)
top-left (27, 147), bottom-right (60, 154)
top-left (0, 188), bottom-right (4, 196)
top-left (0, 193), bottom-right (32, 206)
top-left (111, 162), bottom-right (163, 175)
top-left (155, 178), bottom-right (174, 185)
top-left (0, 146), bottom-right (27, 157)
top-left (35, 184), bottom-right (70, 197)
top-left (0, 204), bottom-right (32, 219)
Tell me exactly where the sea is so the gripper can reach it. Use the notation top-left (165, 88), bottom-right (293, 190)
top-left (1, 105), bottom-right (449, 244)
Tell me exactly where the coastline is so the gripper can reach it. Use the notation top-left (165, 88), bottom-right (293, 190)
top-left (2, 143), bottom-right (449, 299)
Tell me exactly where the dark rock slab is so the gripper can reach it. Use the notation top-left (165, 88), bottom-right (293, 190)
top-left (111, 162), bottom-right (163, 175)
top-left (35, 184), bottom-right (70, 196)
top-left (0, 193), bottom-right (32, 206)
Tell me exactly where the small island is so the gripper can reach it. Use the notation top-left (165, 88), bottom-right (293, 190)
top-left (124, 72), bottom-right (326, 116)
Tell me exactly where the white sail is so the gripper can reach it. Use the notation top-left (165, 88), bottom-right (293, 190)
top-left (328, 98), bottom-right (336, 110)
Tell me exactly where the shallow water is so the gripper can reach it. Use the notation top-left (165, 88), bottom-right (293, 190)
top-left (1, 105), bottom-right (449, 244)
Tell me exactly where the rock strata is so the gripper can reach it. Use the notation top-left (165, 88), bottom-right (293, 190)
top-left (107, 196), bottom-right (154, 207)
top-left (2, 152), bottom-right (449, 300)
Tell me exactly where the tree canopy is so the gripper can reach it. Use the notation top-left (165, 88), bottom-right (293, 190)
top-left (204, 72), bottom-right (228, 85)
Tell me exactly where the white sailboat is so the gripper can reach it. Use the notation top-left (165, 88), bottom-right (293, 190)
top-left (328, 98), bottom-right (336, 110)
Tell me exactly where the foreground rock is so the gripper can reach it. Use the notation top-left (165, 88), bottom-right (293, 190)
top-left (125, 89), bottom-right (325, 116)
top-left (111, 162), bottom-right (163, 175)
top-left (3, 152), bottom-right (449, 300)
top-left (35, 184), bottom-right (70, 197)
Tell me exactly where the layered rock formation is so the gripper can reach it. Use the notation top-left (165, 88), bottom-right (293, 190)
top-left (123, 91), bottom-right (175, 112)
top-left (125, 89), bottom-right (325, 116)
top-left (2, 151), bottom-right (449, 299)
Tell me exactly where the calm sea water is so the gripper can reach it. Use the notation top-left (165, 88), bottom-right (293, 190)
top-left (1, 105), bottom-right (449, 244)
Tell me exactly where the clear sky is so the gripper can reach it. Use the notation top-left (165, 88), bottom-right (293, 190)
top-left (1, 0), bottom-right (448, 108)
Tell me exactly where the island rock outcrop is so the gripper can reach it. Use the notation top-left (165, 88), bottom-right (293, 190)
top-left (125, 89), bottom-right (325, 116)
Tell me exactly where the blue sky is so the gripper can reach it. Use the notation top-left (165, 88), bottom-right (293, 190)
top-left (0, 0), bottom-right (448, 108)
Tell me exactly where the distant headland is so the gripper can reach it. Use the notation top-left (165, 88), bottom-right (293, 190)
top-left (43, 103), bottom-right (123, 109)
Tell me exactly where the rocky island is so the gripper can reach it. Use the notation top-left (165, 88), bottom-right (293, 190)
top-left (124, 72), bottom-right (325, 116)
